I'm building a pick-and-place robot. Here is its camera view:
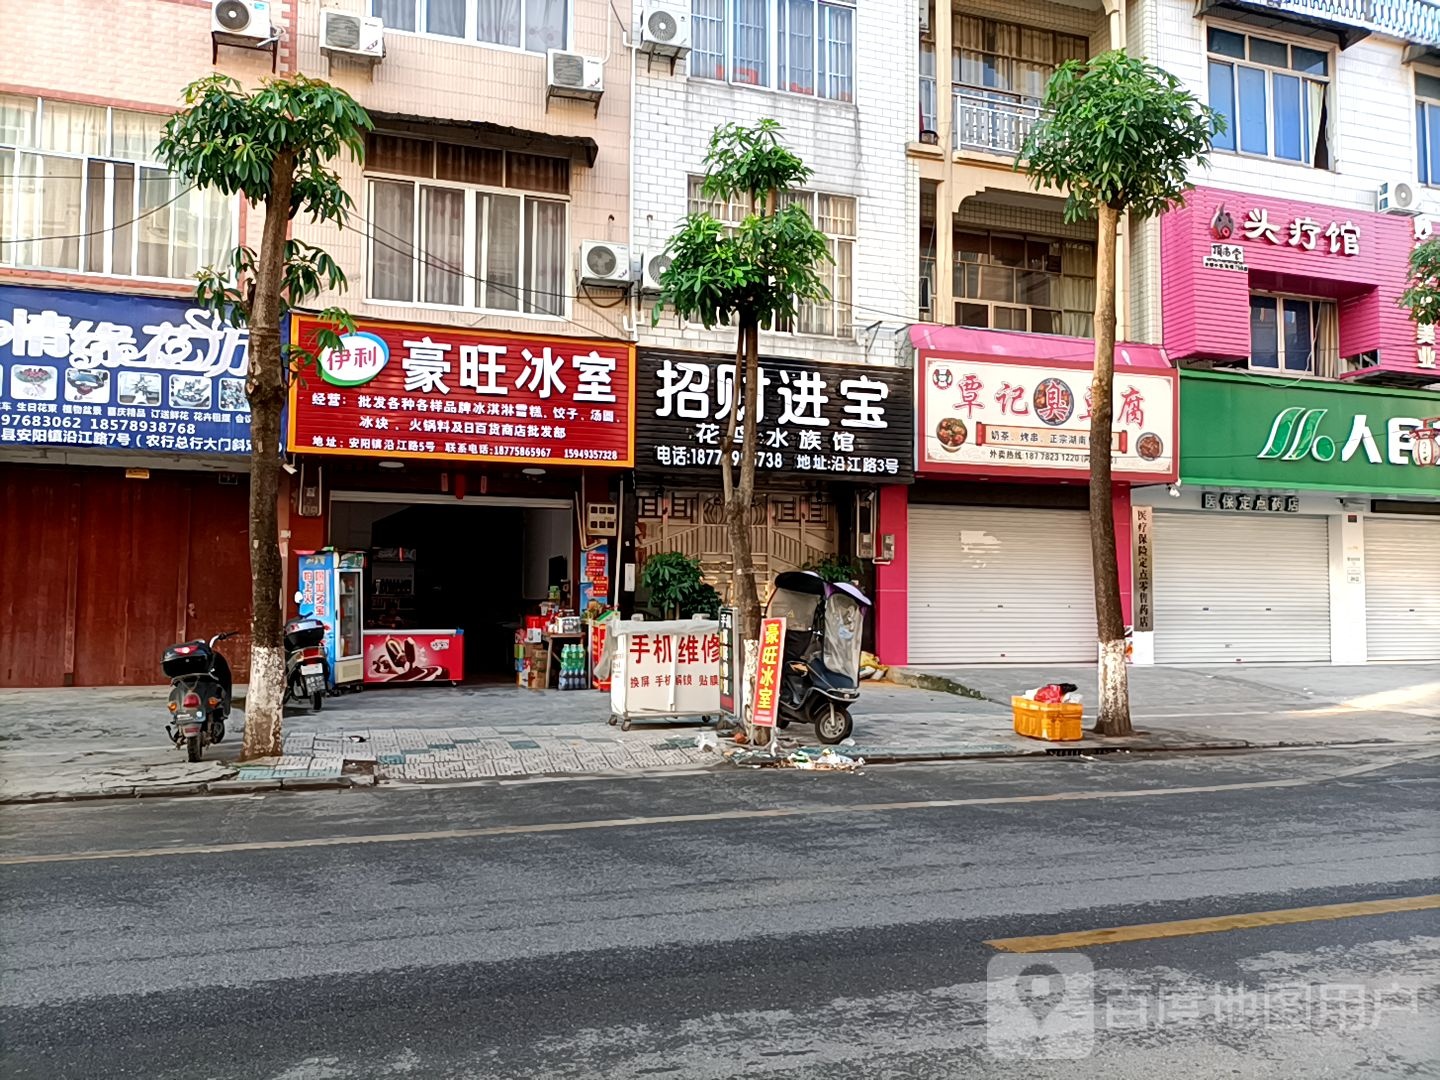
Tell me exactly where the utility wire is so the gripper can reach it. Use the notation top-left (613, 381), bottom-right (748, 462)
top-left (0, 179), bottom-right (199, 247)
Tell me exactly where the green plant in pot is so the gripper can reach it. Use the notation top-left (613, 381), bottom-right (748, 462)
top-left (640, 552), bottom-right (722, 619)
top-left (805, 555), bottom-right (862, 585)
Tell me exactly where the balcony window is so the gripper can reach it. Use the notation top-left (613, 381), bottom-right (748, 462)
top-left (950, 17), bottom-right (1085, 154)
top-left (366, 132), bottom-right (569, 316)
top-left (1207, 27), bottom-right (1330, 168)
top-left (371, 0), bottom-right (567, 53)
top-left (1418, 72), bottom-right (1440, 185)
top-left (0, 94), bottom-right (234, 280)
top-left (1250, 294), bottom-right (1337, 376)
top-left (953, 229), bottom-right (1095, 337)
top-left (690, 0), bottom-right (856, 102)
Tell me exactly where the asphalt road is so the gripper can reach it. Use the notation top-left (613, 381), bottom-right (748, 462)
top-left (1, 748), bottom-right (1438, 1078)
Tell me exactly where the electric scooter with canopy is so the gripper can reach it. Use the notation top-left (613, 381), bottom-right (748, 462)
top-left (765, 571), bottom-right (871, 744)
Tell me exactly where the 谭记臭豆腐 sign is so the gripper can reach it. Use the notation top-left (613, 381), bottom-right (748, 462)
top-left (919, 355), bottom-right (1177, 481)
top-left (635, 351), bottom-right (914, 482)
top-left (0, 284), bottom-right (252, 455)
top-left (287, 316), bottom-right (634, 467)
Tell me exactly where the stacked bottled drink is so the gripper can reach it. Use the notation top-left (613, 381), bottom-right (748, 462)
top-left (559, 644), bottom-right (586, 690)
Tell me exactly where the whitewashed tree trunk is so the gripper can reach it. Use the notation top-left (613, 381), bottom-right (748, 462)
top-left (244, 643), bottom-right (286, 756)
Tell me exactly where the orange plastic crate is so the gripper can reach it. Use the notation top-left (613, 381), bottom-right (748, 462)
top-left (1011, 697), bottom-right (1084, 742)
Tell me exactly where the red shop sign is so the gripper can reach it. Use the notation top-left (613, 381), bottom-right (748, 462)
top-left (287, 316), bottom-right (635, 467)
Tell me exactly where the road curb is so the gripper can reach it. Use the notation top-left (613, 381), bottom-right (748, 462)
top-left (0, 775), bottom-right (359, 806)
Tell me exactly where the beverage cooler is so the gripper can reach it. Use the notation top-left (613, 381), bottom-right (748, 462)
top-left (296, 549), bottom-right (365, 688)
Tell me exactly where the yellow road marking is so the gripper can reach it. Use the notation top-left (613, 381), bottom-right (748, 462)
top-left (986, 894), bottom-right (1440, 953)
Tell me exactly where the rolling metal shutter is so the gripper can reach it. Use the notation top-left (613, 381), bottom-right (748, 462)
top-left (1365, 516), bottom-right (1440, 662)
top-left (908, 506), bottom-right (1096, 664)
top-left (1153, 511), bottom-right (1331, 664)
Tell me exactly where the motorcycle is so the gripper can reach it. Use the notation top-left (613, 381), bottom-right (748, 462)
top-left (283, 616), bottom-right (329, 712)
top-left (766, 571), bottom-right (872, 745)
top-left (162, 631), bottom-right (237, 762)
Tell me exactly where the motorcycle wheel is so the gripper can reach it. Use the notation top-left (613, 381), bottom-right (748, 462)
top-left (814, 702), bottom-right (853, 745)
top-left (185, 734), bottom-right (203, 762)
top-left (777, 717), bottom-right (791, 729)
top-left (311, 691), bottom-right (324, 712)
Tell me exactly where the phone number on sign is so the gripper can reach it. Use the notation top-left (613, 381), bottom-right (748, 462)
top-left (563, 447), bottom-right (622, 461)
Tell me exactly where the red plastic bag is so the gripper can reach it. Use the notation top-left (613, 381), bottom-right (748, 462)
top-left (1033, 684), bottom-right (1065, 703)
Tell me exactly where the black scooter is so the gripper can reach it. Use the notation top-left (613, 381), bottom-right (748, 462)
top-left (162, 631), bottom-right (237, 762)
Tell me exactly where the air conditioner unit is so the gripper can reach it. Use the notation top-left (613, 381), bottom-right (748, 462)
top-left (641, 251), bottom-right (672, 292)
top-left (580, 241), bottom-right (631, 287)
top-left (640, 2), bottom-right (691, 55)
top-left (320, 10), bottom-right (384, 60)
top-left (547, 49), bottom-right (605, 103)
top-left (211, 0), bottom-right (272, 41)
top-left (1377, 179), bottom-right (1421, 216)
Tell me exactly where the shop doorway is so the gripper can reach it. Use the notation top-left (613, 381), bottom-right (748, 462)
top-left (329, 494), bottom-right (573, 681)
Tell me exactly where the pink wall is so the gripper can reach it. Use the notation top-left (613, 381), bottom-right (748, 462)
top-left (1161, 186), bottom-right (1418, 378)
top-left (1112, 485), bottom-right (1133, 627)
top-left (873, 484), bottom-right (909, 666)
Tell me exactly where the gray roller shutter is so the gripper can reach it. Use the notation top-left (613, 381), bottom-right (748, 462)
top-left (1365, 516), bottom-right (1440, 662)
top-left (908, 505), bottom-right (1095, 664)
top-left (1153, 511), bottom-right (1331, 663)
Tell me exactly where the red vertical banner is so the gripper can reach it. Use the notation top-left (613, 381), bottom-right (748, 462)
top-left (751, 616), bottom-right (786, 728)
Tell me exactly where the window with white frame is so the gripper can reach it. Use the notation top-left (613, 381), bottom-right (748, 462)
top-left (366, 133), bottom-right (569, 316)
top-left (1250, 294), bottom-right (1337, 376)
top-left (0, 94), bottom-right (234, 280)
top-left (1417, 72), bottom-right (1440, 185)
top-left (953, 229), bottom-right (1095, 337)
top-left (686, 176), bottom-right (855, 336)
top-left (370, 0), bottom-right (566, 53)
top-left (690, 0), bottom-right (855, 102)
top-left (1207, 27), bottom-right (1331, 167)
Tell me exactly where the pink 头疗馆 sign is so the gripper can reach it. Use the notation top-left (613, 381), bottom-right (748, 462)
top-left (1160, 186), bottom-right (1421, 380)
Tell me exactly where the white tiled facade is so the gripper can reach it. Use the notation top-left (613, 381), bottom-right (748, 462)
top-left (629, 1), bottom-right (919, 367)
top-left (1127, 0), bottom-right (1420, 343)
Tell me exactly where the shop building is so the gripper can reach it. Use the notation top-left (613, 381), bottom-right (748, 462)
top-left (1142, 185), bottom-right (1440, 665)
top-left (632, 348), bottom-right (913, 616)
top-left (0, 284), bottom-right (253, 686)
top-left (876, 325), bottom-right (1179, 667)
top-left (282, 315), bottom-right (633, 682)
top-left (1134, 373), bottom-right (1438, 665)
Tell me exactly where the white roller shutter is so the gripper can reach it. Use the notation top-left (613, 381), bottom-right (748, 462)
top-left (1366, 516), bottom-right (1440, 662)
top-left (908, 506), bottom-right (1095, 664)
top-left (1153, 511), bottom-right (1331, 664)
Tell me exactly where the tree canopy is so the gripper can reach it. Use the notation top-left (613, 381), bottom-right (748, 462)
top-left (1021, 51), bottom-right (1222, 223)
top-left (1401, 236), bottom-right (1440, 326)
top-left (655, 119), bottom-right (831, 329)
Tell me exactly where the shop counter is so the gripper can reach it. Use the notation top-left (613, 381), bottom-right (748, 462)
top-left (362, 629), bottom-right (464, 684)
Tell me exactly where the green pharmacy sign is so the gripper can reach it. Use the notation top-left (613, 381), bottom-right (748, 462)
top-left (1180, 371), bottom-right (1440, 497)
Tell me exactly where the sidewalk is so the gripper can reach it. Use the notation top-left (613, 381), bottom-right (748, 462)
top-left (1, 664), bottom-right (1436, 802)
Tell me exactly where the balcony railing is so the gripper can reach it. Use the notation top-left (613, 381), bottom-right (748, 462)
top-left (1209, 0), bottom-right (1440, 44)
top-left (954, 88), bottom-right (1045, 156)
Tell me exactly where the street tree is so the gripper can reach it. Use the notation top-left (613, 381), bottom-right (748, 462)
top-left (653, 120), bottom-right (831, 637)
top-left (1021, 52), bottom-right (1219, 735)
top-left (1401, 234), bottom-right (1440, 326)
top-left (158, 74), bottom-right (371, 759)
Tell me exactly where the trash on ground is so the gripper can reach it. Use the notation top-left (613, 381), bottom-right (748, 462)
top-left (695, 731), bottom-right (719, 752)
top-left (859, 651), bottom-right (888, 681)
top-left (1024, 683), bottom-right (1082, 705)
top-left (722, 745), bottom-right (864, 771)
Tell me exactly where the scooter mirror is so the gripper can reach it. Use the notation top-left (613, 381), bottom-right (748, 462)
top-left (293, 591), bottom-right (304, 604)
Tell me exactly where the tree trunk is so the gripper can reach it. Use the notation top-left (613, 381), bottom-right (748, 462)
top-left (729, 317), bottom-right (762, 635)
top-left (240, 150), bottom-right (296, 760)
top-left (727, 318), bottom-right (764, 746)
top-left (1089, 202), bottom-right (1131, 737)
